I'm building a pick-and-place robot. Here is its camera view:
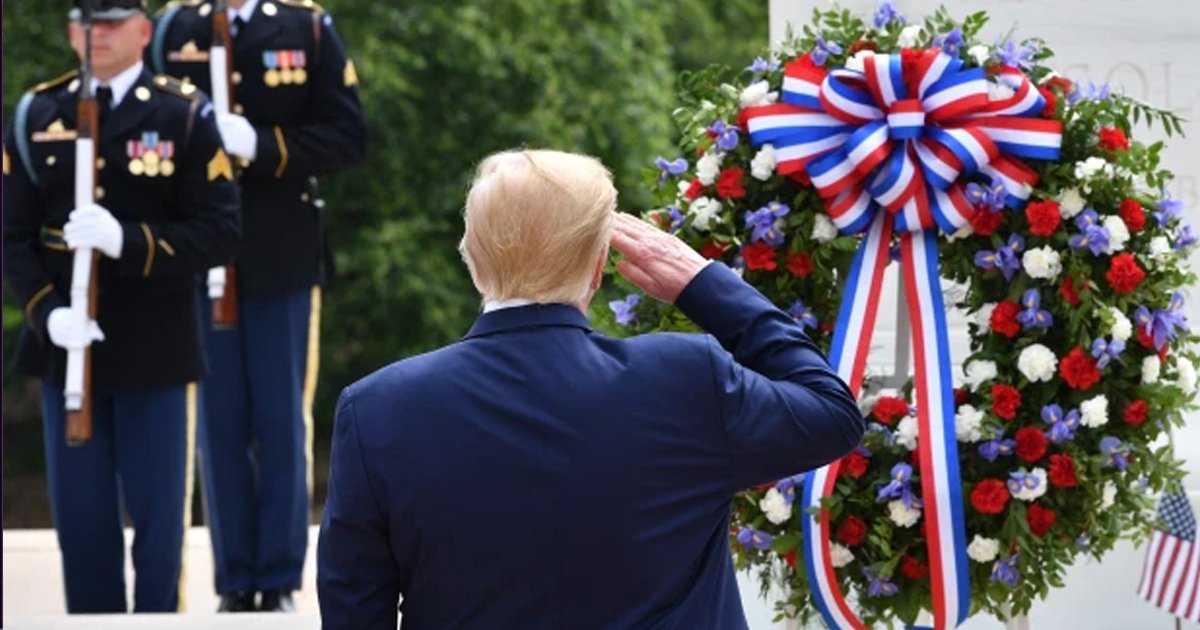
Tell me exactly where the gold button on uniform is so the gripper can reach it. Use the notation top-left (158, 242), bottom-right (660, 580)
top-left (232, 71), bottom-right (243, 85)
top-left (95, 187), bottom-right (105, 200)
top-left (262, 2), bottom-right (277, 16)
top-left (135, 86), bottom-right (151, 102)
top-left (199, 3), bottom-right (211, 17)
top-left (233, 104), bottom-right (244, 114)
top-left (96, 158), bottom-right (105, 169)
top-left (301, 193), bottom-right (310, 202)
top-left (46, 155), bottom-right (57, 166)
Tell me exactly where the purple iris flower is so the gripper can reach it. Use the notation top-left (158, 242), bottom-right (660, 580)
top-left (788, 299), bottom-right (819, 330)
top-left (774, 472), bottom-right (807, 502)
top-left (876, 463), bottom-right (922, 510)
top-left (873, 1), bottom-right (905, 28)
top-left (1176, 224), bottom-right (1198, 250)
top-left (974, 234), bottom-right (1024, 280)
top-left (995, 40), bottom-right (1036, 70)
top-left (736, 527), bottom-right (774, 550)
top-left (1042, 404), bottom-right (1080, 444)
top-left (608, 294), bottom-right (640, 326)
top-left (1090, 337), bottom-right (1125, 369)
top-left (1007, 470), bottom-right (1043, 496)
top-left (708, 120), bottom-right (740, 152)
top-left (1016, 289), bottom-right (1053, 329)
top-left (1154, 196), bottom-right (1185, 227)
top-left (1067, 81), bottom-right (1111, 105)
top-left (1100, 437), bottom-right (1130, 471)
top-left (744, 201), bottom-right (790, 247)
top-left (654, 156), bottom-right (689, 187)
top-left (1069, 209), bottom-right (1111, 256)
top-left (666, 206), bottom-right (685, 234)
top-left (1076, 534), bottom-right (1091, 549)
top-left (811, 35), bottom-right (843, 67)
top-left (746, 56), bottom-right (781, 74)
top-left (967, 181), bottom-right (1008, 212)
top-left (991, 553), bottom-right (1020, 587)
top-left (1135, 293), bottom-right (1188, 350)
top-left (934, 27), bottom-right (965, 56)
top-left (979, 437), bottom-right (1015, 462)
top-left (864, 567), bottom-right (899, 597)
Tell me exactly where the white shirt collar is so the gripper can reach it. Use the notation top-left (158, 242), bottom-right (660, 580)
top-left (482, 298), bottom-right (537, 313)
top-left (90, 61), bottom-right (143, 108)
top-left (229, 0), bottom-right (261, 29)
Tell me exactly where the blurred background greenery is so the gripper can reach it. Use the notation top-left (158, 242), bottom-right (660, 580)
top-left (2, 0), bottom-right (767, 527)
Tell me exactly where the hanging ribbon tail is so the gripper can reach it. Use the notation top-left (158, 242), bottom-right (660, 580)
top-left (900, 231), bottom-right (971, 629)
top-left (802, 213), bottom-right (893, 630)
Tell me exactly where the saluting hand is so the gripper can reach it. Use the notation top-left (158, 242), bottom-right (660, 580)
top-left (64, 204), bottom-right (123, 259)
top-left (610, 212), bottom-right (709, 304)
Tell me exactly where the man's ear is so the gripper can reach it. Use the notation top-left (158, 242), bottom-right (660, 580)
top-left (589, 245), bottom-right (607, 291)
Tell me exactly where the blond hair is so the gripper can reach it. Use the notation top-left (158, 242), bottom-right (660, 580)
top-left (460, 149), bottom-right (616, 305)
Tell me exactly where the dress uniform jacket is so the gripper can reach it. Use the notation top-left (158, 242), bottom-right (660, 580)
top-left (3, 68), bottom-right (242, 393)
top-left (150, 0), bottom-right (366, 297)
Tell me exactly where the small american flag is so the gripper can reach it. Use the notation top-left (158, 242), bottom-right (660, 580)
top-left (1138, 483), bottom-right (1200, 622)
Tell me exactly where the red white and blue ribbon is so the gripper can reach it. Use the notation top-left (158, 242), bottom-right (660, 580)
top-left (747, 50), bottom-right (1062, 630)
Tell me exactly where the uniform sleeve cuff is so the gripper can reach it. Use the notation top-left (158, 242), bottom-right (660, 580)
top-left (250, 125), bottom-right (287, 178)
top-left (117, 222), bottom-right (156, 277)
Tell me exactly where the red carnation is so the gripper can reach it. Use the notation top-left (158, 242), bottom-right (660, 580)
top-left (1060, 346), bottom-right (1102, 390)
top-left (742, 242), bottom-right (778, 271)
top-left (783, 550), bottom-right (797, 570)
top-left (1038, 87), bottom-right (1058, 117)
top-left (1025, 200), bottom-right (1062, 237)
top-left (991, 384), bottom-right (1021, 421)
top-left (990, 300), bottom-right (1022, 338)
top-left (787, 251), bottom-right (814, 278)
top-left (1026, 503), bottom-right (1057, 537)
top-left (971, 478), bottom-right (1011, 514)
top-left (970, 208), bottom-right (1005, 236)
top-left (684, 179), bottom-right (705, 201)
top-left (1104, 253), bottom-right (1142, 295)
top-left (1059, 277), bottom-right (1083, 306)
top-left (716, 168), bottom-right (747, 199)
top-left (1124, 399), bottom-right (1149, 426)
top-left (1119, 199), bottom-right (1147, 233)
top-left (1048, 453), bottom-right (1079, 488)
top-left (1044, 75), bottom-right (1075, 94)
top-left (955, 388), bottom-right (970, 407)
top-left (840, 450), bottom-right (870, 478)
top-left (836, 515), bottom-right (868, 546)
top-left (699, 239), bottom-right (730, 260)
top-left (900, 555), bottom-right (929, 580)
top-left (1015, 427), bottom-right (1048, 463)
top-left (1098, 127), bottom-right (1130, 152)
top-left (873, 396), bottom-right (910, 425)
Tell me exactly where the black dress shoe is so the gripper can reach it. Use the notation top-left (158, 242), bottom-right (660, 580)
top-left (258, 589), bottom-right (296, 612)
top-left (218, 591), bottom-right (256, 612)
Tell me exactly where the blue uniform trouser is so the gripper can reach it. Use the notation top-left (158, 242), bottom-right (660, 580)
top-left (199, 287), bottom-right (319, 594)
top-left (41, 383), bottom-right (195, 613)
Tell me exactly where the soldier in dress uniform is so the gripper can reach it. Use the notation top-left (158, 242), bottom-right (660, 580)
top-left (2, 0), bottom-right (241, 613)
top-left (148, 0), bottom-right (366, 613)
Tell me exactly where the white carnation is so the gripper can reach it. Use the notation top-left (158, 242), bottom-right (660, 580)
top-left (1018, 344), bottom-right (1058, 383)
top-left (1142, 355), bottom-right (1162, 384)
top-left (1074, 158), bottom-right (1114, 192)
top-left (750, 145), bottom-right (777, 181)
top-left (988, 81), bottom-right (1016, 101)
top-left (1012, 468), bottom-right (1048, 501)
top-left (1057, 187), bottom-right (1086, 219)
top-left (1101, 481), bottom-right (1118, 510)
top-left (1022, 246), bottom-right (1063, 280)
top-left (897, 24), bottom-right (923, 48)
top-left (845, 50), bottom-right (876, 74)
top-left (831, 543), bottom-right (854, 568)
top-left (812, 213), bottom-right (839, 243)
top-left (888, 499), bottom-right (922, 528)
top-left (759, 488), bottom-right (793, 525)
top-left (1177, 358), bottom-right (1197, 394)
top-left (676, 179), bottom-right (693, 201)
top-left (688, 197), bottom-right (724, 231)
top-left (739, 80), bottom-right (779, 108)
top-left (974, 303), bottom-right (997, 334)
top-left (968, 45), bottom-right (991, 66)
top-left (963, 359), bottom-right (998, 391)
top-left (1109, 308), bottom-right (1133, 343)
top-left (967, 535), bottom-right (1000, 563)
top-left (1149, 236), bottom-right (1174, 262)
top-left (696, 152), bottom-right (724, 186)
top-left (895, 416), bottom-right (919, 451)
top-left (955, 404), bottom-right (986, 443)
top-left (1080, 394), bottom-right (1109, 428)
top-left (1104, 215), bottom-right (1131, 252)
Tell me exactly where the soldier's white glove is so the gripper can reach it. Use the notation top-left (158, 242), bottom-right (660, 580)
top-left (47, 307), bottom-right (104, 350)
top-left (64, 204), bottom-right (123, 259)
top-left (217, 113), bottom-right (257, 161)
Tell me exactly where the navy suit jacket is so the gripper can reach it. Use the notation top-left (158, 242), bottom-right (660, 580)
top-left (317, 263), bottom-right (864, 629)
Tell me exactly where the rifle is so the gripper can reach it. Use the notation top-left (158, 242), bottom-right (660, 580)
top-left (64, 0), bottom-right (100, 445)
top-left (206, 0), bottom-right (238, 326)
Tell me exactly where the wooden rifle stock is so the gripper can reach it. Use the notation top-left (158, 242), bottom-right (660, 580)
top-left (210, 3), bottom-right (239, 326)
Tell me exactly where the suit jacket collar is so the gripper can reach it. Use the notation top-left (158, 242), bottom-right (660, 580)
top-left (101, 69), bottom-right (159, 143)
top-left (464, 303), bottom-right (593, 340)
top-left (235, 0), bottom-right (286, 55)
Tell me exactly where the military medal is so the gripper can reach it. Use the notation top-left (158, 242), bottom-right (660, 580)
top-left (264, 50), bottom-right (307, 87)
top-left (127, 132), bottom-right (175, 178)
top-left (263, 51), bottom-right (281, 87)
top-left (279, 51), bottom-right (294, 84)
top-left (129, 157), bottom-right (145, 175)
top-left (160, 139), bottom-right (176, 177)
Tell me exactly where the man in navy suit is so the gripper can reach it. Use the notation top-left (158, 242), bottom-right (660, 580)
top-left (317, 149), bottom-right (864, 629)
